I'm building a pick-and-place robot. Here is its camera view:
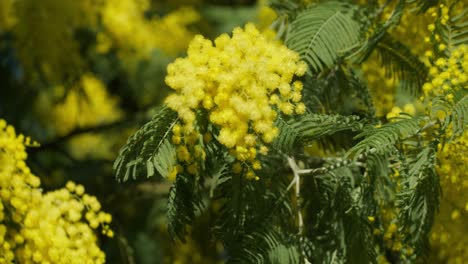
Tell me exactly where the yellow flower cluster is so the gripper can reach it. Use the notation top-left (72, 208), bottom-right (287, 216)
top-left (386, 103), bottom-right (416, 120)
top-left (165, 24), bottom-right (307, 179)
top-left (35, 73), bottom-right (123, 160)
top-left (422, 45), bottom-right (467, 101)
top-left (100, 0), bottom-right (199, 58)
top-left (430, 131), bottom-right (468, 263)
top-left (0, 119), bottom-right (112, 263)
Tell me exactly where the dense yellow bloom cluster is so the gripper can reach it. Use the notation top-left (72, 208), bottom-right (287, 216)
top-left (36, 73), bottom-right (123, 159)
top-left (100, 0), bottom-right (199, 58)
top-left (422, 45), bottom-right (467, 100)
top-left (0, 119), bottom-right (112, 263)
top-left (165, 24), bottom-right (307, 179)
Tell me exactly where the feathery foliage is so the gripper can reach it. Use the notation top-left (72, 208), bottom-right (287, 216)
top-left (114, 106), bottom-right (178, 181)
top-left (347, 116), bottom-right (425, 158)
top-left (167, 172), bottom-right (204, 241)
top-left (397, 145), bottom-right (439, 254)
top-left (374, 33), bottom-right (428, 93)
top-left (285, 1), bottom-right (361, 72)
top-left (437, 6), bottom-right (468, 52)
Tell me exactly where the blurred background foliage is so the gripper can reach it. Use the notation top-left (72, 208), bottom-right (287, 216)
top-left (0, 0), bottom-right (467, 263)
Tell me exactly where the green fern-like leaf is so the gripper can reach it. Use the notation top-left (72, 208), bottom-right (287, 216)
top-left (351, 0), bottom-right (405, 63)
top-left (285, 1), bottom-right (361, 72)
top-left (229, 230), bottom-right (299, 264)
top-left (167, 174), bottom-right (204, 241)
top-left (113, 106), bottom-right (178, 182)
top-left (347, 116), bottom-right (424, 158)
top-left (431, 91), bottom-right (467, 138)
top-left (450, 93), bottom-right (468, 136)
top-left (273, 113), bottom-right (364, 153)
top-left (396, 146), bottom-right (439, 254)
top-left (438, 7), bottom-right (468, 52)
top-left (374, 33), bottom-right (428, 93)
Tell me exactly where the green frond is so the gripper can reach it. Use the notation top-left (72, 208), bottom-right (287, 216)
top-left (213, 172), bottom-right (247, 247)
top-left (438, 7), bottom-right (468, 53)
top-left (285, 1), bottom-right (361, 72)
top-left (229, 230), bottom-right (299, 264)
top-left (374, 33), bottom-right (428, 94)
top-left (113, 106), bottom-right (178, 182)
top-left (272, 116), bottom-right (300, 153)
top-left (303, 165), bottom-right (377, 263)
top-left (294, 114), bottom-right (364, 142)
top-left (450, 93), bottom-right (468, 136)
top-left (348, 69), bottom-right (377, 119)
top-left (167, 173), bottom-right (204, 241)
top-left (351, 0), bottom-right (405, 63)
top-left (347, 116), bottom-right (424, 158)
top-left (152, 139), bottom-right (177, 179)
top-left (431, 91), bottom-right (467, 138)
top-left (273, 113), bottom-right (364, 153)
top-left (396, 146), bottom-right (439, 254)
top-left (269, 0), bottom-right (301, 16)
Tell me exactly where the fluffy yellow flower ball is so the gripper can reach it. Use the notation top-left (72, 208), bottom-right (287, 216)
top-left (422, 45), bottom-right (467, 99)
top-left (165, 23), bottom-right (307, 179)
top-left (0, 119), bottom-right (113, 263)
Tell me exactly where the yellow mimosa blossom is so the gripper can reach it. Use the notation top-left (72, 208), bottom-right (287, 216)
top-left (165, 23), bottom-right (307, 179)
top-left (0, 119), bottom-right (112, 263)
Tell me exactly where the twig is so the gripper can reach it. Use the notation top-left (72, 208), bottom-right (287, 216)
top-left (288, 156), bottom-right (311, 264)
top-left (29, 112), bottom-right (149, 154)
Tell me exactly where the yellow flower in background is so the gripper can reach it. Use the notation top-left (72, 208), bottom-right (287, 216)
top-left (256, 0), bottom-right (277, 30)
top-left (37, 73), bottom-right (122, 136)
top-left (0, 119), bottom-right (112, 263)
top-left (100, 0), bottom-right (199, 59)
top-left (36, 73), bottom-right (123, 160)
top-left (422, 45), bottom-right (467, 99)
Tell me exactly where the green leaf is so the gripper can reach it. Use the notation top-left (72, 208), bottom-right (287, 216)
top-left (396, 146), bottom-right (439, 254)
top-left (152, 139), bottom-right (177, 179)
top-left (438, 6), bottom-right (468, 52)
top-left (167, 174), bottom-right (204, 241)
top-left (273, 113), bottom-right (364, 153)
top-left (374, 33), bottom-right (428, 94)
top-left (113, 106), bottom-right (178, 182)
top-left (285, 1), bottom-right (361, 72)
top-left (347, 116), bottom-right (424, 158)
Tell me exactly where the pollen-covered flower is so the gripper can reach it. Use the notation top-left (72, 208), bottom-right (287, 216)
top-left (0, 119), bottom-right (112, 263)
top-left (165, 23), bottom-right (307, 179)
top-left (422, 44), bottom-right (467, 99)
